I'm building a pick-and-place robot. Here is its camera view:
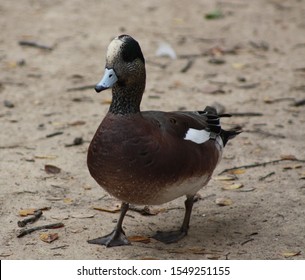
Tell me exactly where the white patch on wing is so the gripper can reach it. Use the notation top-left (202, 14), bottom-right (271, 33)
top-left (184, 128), bottom-right (210, 144)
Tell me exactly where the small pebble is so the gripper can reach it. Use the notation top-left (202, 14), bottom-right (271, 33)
top-left (4, 100), bottom-right (15, 108)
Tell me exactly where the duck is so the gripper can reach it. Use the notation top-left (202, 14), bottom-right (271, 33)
top-left (87, 34), bottom-right (240, 247)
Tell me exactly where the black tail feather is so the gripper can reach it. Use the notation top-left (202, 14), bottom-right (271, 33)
top-left (221, 129), bottom-right (241, 146)
top-left (202, 106), bottom-right (241, 146)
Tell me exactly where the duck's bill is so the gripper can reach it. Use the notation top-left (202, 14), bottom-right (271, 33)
top-left (95, 68), bottom-right (118, 92)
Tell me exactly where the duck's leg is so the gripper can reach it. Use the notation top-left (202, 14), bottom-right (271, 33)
top-left (88, 202), bottom-right (130, 247)
top-left (152, 195), bottom-right (194, 244)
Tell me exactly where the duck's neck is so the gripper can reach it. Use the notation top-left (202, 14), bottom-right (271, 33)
top-left (109, 82), bottom-right (145, 115)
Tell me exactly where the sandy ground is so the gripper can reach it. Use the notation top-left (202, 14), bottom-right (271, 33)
top-left (0, 0), bottom-right (305, 260)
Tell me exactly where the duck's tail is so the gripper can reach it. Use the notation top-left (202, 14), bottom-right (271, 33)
top-left (202, 106), bottom-right (242, 147)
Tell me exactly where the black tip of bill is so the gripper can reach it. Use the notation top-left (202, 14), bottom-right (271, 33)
top-left (94, 85), bottom-right (108, 93)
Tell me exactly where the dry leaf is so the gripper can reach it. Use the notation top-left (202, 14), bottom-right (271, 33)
top-left (35, 155), bottom-right (57, 159)
top-left (263, 97), bottom-right (273, 104)
top-left (82, 184), bottom-right (92, 190)
top-left (169, 247), bottom-right (221, 255)
top-left (19, 208), bottom-right (36, 216)
top-left (129, 205), bottom-right (165, 216)
top-left (215, 197), bottom-right (233, 206)
top-left (207, 254), bottom-right (221, 260)
top-left (44, 164), bottom-right (61, 174)
top-left (239, 187), bottom-right (255, 192)
top-left (71, 213), bottom-right (95, 219)
top-left (51, 215), bottom-right (69, 220)
top-left (144, 207), bottom-right (166, 216)
top-left (63, 198), bottom-right (73, 204)
top-left (93, 206), bottom-right (120, 213)
top-left (214, 174), bottom-right (237, 181)
top-left (129, 235), bottom-right (151, 244)
top-left (228, 169), bottom-right (246, 175)
top-left (68, 120), bottom-right (86, 126)
top-left (222, 183), bottom-right (243, 190)
top-left (281, 251), bottom-right (301, 258)
top-left (281, 154), bottom-right (297, 160)
top-left (232, 63), bottom-right (245, 69)
top-left (39, 233), bottom-right (59, 243)
top-left (156, 42), bottom-right (177, 59)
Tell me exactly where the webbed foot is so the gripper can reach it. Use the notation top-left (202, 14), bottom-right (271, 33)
top-left (152, 229), bottom-right (187, 244)
top-left (88, 228), bottom-right (130, 247)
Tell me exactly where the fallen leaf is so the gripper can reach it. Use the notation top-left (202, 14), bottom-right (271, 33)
top-left (39, 233), bottom-right (59, 243)
top-left (168, 247), bottom-right (222, 255)
top-left (82, 184), bottom-right (92, 190)
top-left (206, 254), bottom-right (221, 260)
top-left (19, 208), bottom-right (36, 216)
top-left (69, 227), bottom-right (85, 234)
top-left (281, 154), bottom-right (297, 160)
top-left (283, 165), bottom-right (293, 170)
top-left (156, 42), bottom-right (177, 59)
top-left (68, 120), bottom-right (86, 126)
top-left (71, 213), bottom-right (95, 219)
top-left (63, 198), bottom-right (73, 204)
top-left (205, 10), bottom-right (223, 20)
top-left (232, 63), bottom-right (246, 69)
top-left (214, 174), bottom-right (237, 181)
top-left (228, 169), bottom-right (246, 175)
top-left (44, 164), bottom-right (61, 174)
top-left (51, 215), bottom-right (69, 220)
top-left (35, 155), bottom-right (57, 159)
top-left (281, 251), bottom-right (301, 258)
top-left (129, 235), bottom-right (151, 244)
top-left (239, 187), bottom-right (255, 192)
top-left (222, 183), bottom-right (244, 190)
top-left (215, 197), bottom-right (233, 206)
top-left (129, 205), bottom-right (165, 216)
top-left (93, 205), bottom-right (120, 213)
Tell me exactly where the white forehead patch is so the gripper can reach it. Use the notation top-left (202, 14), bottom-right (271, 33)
top-left (106, 38), bottom-right (123, 63)
top-left (184, 128), bottom-right (210, 144)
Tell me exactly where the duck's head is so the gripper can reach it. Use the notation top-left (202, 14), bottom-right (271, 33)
top-left (95, 35), bottom-right (145, 93)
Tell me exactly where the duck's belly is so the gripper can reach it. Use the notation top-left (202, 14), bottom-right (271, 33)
top-left (99, 172), bottom-right (211, 205)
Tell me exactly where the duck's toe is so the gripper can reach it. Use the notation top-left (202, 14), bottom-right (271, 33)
top-left (88, 229), bottom-right (130, 247)
top-left (152, 229), bottom-right (187, 244)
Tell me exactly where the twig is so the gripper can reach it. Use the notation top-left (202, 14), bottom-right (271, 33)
top-left (66, 85), bottom-right (95, 92)
top-left (19, 40), bottom-right (53, 51)
top-left (244, 129), bottom-right (285, 139)
top-left (50, 245), bottom-right (69, 250)
top-left (46, 131), bottom-right (64, 138)
top-left (291, 98), bottom-right (305, 107)
top-left (259, 172), bottom-right (275, 181)
top-left (219, 158), bottom-right (305, 175)
top-left (17, 223), bottom-right (64, 238)
top-left (241, 238), bottom-right (254, 246)
top-left (237, 82), bottom-right (260, 89)
top-left (17, 210), bottom-right (43, 227)
top-left (65, 137), bottom-right (84, 147)
top-left (230, 112), bottom-right (263, 117)
top-left (180, 59), bottom-right (194, 73)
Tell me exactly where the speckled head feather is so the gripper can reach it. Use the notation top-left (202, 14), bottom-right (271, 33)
top-left (118, 35), bottom-right (145, 63)
top-left (106, 35), bottom-right (145, 65)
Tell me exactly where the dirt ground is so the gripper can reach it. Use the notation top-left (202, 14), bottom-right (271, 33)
top-left (0, 0), bottom-right (305, 260)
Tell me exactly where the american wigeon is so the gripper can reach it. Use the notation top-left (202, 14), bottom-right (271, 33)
top-left (87, 34), bottom-right (240, 247)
